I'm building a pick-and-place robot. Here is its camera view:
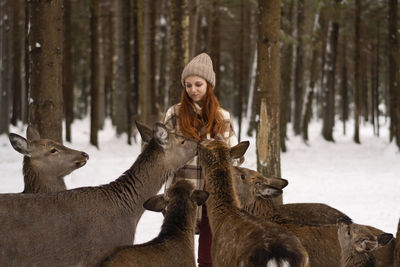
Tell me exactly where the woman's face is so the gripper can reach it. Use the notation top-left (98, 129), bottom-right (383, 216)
top-left (185, 76), bottom-right (207, 103)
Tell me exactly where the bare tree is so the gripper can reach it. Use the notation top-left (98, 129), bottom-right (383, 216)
top-left (388, 0), bottom-right (400, 149)
top-left (90, 0), bottom-right (100, 147)
top-left (257, 0), bottom-right (281, 204)
top-left (168, 0), bottom-right (189, 106)
top-left (28, 0), bottom-right (64, 142)
top-left (353, 0), bottom-right (361, 144)
top-left (64, 0), bottom-right (73, 142)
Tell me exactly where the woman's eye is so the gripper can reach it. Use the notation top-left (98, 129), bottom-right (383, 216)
top-left (50, 148), bottom-right (57, 153)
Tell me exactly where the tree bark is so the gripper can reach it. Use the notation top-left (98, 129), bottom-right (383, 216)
top-left (341, 35), bottom-right (349, 135)
top-left (208, 0), bottom-right (220, 98)
top-left (168, 0), bottom-right (188, 106)
top-left (280, 0), bottom-right (294, 152)
top-left (28, 0), bottom-right (64, 143)
top-left (0, 0), bottom-right (11, 134)
top-left (10, 0), bottom-right (22, 126)
top-left (293, 0), bottom-right (305, 135)
top-left (388, 0), bottom-right (400, 149)
top-left (354, 0), bottom-right (361, 143)
top-left (257, 0), bottom-right (281, 204)
top-left (64, 0), bottom-right (73, 142)
top-left (321, 3), bottom-right (340, 142)
top-left (90, 0), bottom-right (100, 147)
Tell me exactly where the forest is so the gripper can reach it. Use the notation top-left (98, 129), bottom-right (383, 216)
top-left (0, 0), bottom-right (399, 176)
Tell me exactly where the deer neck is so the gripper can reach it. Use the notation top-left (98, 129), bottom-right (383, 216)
top-left (203, 163), bottom-right (240, 217)
top-left (243, 197), bottom-right (279, 221)
top-left (342, 250), bottom-right (376, 267)
top-left (104, 140), bottom-right (172, 212)
top-left (22, 157), bottom-right (66, 193)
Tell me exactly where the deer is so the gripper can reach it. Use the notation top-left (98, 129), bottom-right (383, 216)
top-left (101, 180), bottom-right (209, 267)
top-left (233, 167), bottom-right (395, 267)
top-left (8, 126), bottom-right (89, 193)
top-left (198, 139), bottom-right (309, 267)
top-left (0, 121), bottom-right (197, 266)
top-left (337, 217), bottom-right (393, 267)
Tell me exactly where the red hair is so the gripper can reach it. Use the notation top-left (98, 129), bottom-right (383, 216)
top-left (178, 82), bottom-right (227, 140)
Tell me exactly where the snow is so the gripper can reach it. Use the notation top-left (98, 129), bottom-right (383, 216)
top-left (0, 117), bottom-right (398, 253)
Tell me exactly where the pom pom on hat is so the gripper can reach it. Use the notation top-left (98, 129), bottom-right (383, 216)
top-left (181, 53), bottom-right (216, 88)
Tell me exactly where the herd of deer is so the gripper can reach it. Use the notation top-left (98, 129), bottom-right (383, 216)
top-left (1, 122), bottom-right (399, 266)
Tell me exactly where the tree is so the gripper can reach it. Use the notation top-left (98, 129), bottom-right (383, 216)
top-left (353, 0), bottom-right (361, 144)
top-left (257, 0), bottom-right (281, 204)
top-left (168, 0), bottom-right (189, 106)
top-left (90, 0), bottom-right (100, 147)
top-left (321, 0), bottom-right (341, 142)
top-left (208, 0), bottom-right (221, 98)
top-left (293, 0), bottom-right (305, 136)
top-left (388, 0), bottom-right (400, 149)
top-left (28, 0), bottom-right (64, 143)
top-left (64, 0), bottom-right (73, 142)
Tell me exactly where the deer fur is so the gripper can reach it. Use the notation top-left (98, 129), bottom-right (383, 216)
top-left (234, 168), bottom-right (395, 267)
top-left (337, 217), bottom-right (393, 267)
top-left (101, 180), bottom-right (209, 267)
top-left (198, 139), bottom-right (309, 267)
top-left (232, 166), bottom-right (348, 225)
top-left (0, 122), bottom-right (197, 266)
top-left (8, 126), bottom-right (89, 193)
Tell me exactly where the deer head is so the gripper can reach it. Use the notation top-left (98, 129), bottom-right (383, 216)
top-left (232, 166), bottom-right (286, 207)
top-left (337, 217), bottom-right (393, 254)
top-left (9, 126), bottom-right (89, 180)
top-left (136, 121), bottom-right (198, 171)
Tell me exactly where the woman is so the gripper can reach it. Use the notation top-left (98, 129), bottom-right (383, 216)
top-left (163, 53), bottom-right (240, 267)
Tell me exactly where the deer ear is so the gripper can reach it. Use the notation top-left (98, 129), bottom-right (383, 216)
top-left (191, 190), bottom-right (209, 206)
top-left (27, 126), bottom-right (40, 141)
top-left (255, 184), bottom-right (282, 198)
top-left (230, 141), bottom-right (249, 159)
top-left (143, 194), bottom-right (166, 212)
top-left (153, 122), bottom-right (169, 146)
top-left (377, 233), bottom-right (393, 247)
top-left (136, 121), bottom-right (153, 143)
top-left (9, 133), bottom-right (31, 157)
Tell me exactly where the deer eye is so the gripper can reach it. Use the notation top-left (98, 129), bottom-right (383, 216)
top-left (50, 148), bottom-right (58, 154)
top-left (241, 175), bottom-right (245, 180)
top-left (181, 139), bottom-right (185, 144)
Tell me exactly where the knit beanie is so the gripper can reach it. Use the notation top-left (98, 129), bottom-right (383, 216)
top-left (181, 53), bottom-right (216, 89)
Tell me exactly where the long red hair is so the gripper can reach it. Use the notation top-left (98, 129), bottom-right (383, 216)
top-left (178, 82), bottom-right (227, 140)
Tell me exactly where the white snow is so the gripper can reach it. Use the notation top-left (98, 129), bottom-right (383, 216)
top-left (0, 117), bottom-right (398, 253)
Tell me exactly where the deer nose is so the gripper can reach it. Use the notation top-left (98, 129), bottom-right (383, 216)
top-left (81, 152), bottom-right (89, 160)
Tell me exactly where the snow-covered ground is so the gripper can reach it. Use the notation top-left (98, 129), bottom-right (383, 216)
top-left (0, 118), bottom-right (399, 253)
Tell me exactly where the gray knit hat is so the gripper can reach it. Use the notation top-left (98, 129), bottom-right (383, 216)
top-left (181, 53), bottom-right (216, 88)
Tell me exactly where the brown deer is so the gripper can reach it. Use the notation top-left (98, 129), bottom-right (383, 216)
top-left (8, 126), bottom-right (89, 193)
top-left (198, 139), bottom-right (309, 267)
top-left (233, 168), bottom-right (395, 267)
top-left (232, 167), bottom-right (348, 225)
top-left (101, 180), bottom-right (209, 267)
top-left (0, 122), bottom-right (197, 266)
top-left (337, 217), bottom-right (393, 267)
top-left (394, 219), bottom-right (400, 267)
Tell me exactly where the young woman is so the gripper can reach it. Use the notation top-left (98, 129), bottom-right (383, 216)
top-left (163, 53), bottom-right (240, 267)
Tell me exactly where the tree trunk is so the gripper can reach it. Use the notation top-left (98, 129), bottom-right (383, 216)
top-left (208, 0), bottom-right (220, 98)
top-left (388, 0), bottom-right (400, 149)
top-left (341, 36), bottom-right (349, 135)
top-left (188, 0), bottom-right (200, 58)
top-left (10, 0), bottom-right (22, 126)
top-left (321, 6), bottom-right (340, 142)
top-left (237, 0), bottom-right (245, 142)
top-left (257, 0), bottom-right (281, 204)
top-left (354, 0), bottom-right (361, 144)
top-left (0, 0), bottom-right (11, 134)
top-left (137, 0), bottom-right (148, 124)
top-left (28, 0), bottom-right (64, 143)
top-left (90, 0), bottom-right (100, 147)
top-left (168, 0), bottom-right (188, 106)
top-left (293, 0), bottom-right (305, 136)
top-left (157, 0), bottom-right (168, 113)
top-left (64, 0), bottom-right (73, 142)
top-left (280, 0), bottom-right (294, 152)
